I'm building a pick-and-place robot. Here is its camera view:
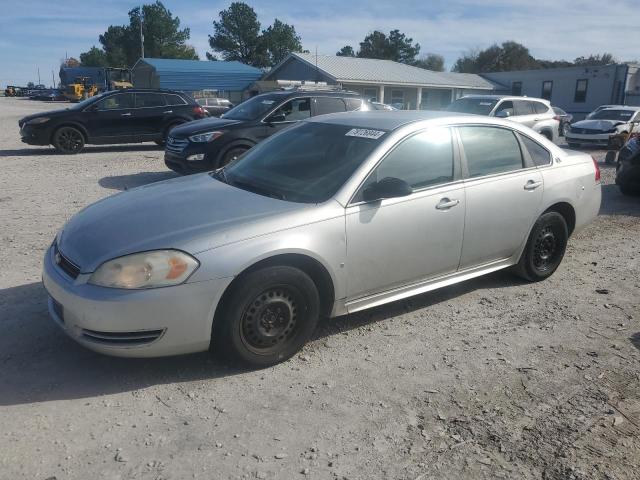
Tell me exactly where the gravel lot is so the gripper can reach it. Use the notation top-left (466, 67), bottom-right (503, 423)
top-left (0, 96), bottom-right (639, 480)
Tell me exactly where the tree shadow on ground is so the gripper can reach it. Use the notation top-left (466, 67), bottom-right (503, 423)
top-left (0, 144), bottom-right (162, 157)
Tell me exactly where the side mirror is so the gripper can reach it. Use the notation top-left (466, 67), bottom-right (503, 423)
top-left (267, 113), bottom-right (286, 123)
top-left (362, 177), bottom-right (412, 202)
top-left (495, 110), bottom-right (510, 118)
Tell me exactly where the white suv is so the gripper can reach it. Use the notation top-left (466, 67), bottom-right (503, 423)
top-left (446, 95), bottom-right (560, 142)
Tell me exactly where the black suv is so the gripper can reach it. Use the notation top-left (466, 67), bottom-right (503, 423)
top-left (19, 89), bottom-right (206, 154)
top-left (164, 89), bottom-right (370, 174)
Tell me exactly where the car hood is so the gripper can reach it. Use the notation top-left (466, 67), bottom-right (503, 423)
top-left (571, 119), bottom-right (627, 131)
top-left (57, 174), bottom-right (315, 272)
top-left (19, 108), bottom-right (72, 126)
top-left (169, 117), bottom-right (243, 137)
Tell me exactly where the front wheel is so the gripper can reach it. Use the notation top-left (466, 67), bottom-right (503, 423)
top-left (513, 212), bottom-right (568, 282)
top-left (52, 126), bottom-right (85, 154)
top-left (220, 146), bottom-right (249, 167)
top-left (212, 266), bottom-right (320, 367)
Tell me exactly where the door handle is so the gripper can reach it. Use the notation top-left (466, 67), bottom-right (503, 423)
top-left (121, 112), bottom-right (132, 116)
top-left (436, 198), bottom-right (460, 210)
top-left (524, 180), bottom-right (543, 190)
top-left (163, 110), bottom-right (173, 114)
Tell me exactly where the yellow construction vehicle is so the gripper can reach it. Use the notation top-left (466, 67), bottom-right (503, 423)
top-left (105, 68), bottom-right (133, 90)
top-left (63, 76), bottom-right (98, 102)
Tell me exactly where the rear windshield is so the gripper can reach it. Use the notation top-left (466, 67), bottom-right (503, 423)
top-left (589, 109), bottom-right (635, 121)
top-left (222, 94), bottom-right (282, 121)
top-left (445, 98), bottom-right (498, 115)
top-left (219, 122), bottom-right (385, 203)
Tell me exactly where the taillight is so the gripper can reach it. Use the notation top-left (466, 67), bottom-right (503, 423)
top-left (553, 115), bottom-right (561, 122)
top-left (592, 156), bottom-right (601, 183)
top-left (193, 106), bottom-right (206, 117)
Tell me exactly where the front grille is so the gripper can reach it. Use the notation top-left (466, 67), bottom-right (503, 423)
top-left (165, 136), bottom-right (189, 153)
top-left (54, 244), bottom-right (80, 279)
top-left (81, 328), bottom-right (165, 346)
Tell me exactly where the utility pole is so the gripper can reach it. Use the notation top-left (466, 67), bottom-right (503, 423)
top-left (51, 70), bottom-right (55, 88)
top-left (37, 67), bottom-right (41, 86)
top-left (140, 5), bottom-right (144, 59)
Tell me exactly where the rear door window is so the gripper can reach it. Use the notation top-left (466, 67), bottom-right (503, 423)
top-left (494, 101), bottom-right (514, 117)
top-left (458, 126), bottom-right (524, 177)
top-left (514, 100), bottom-right (534, 116)
top-left (532, 102), bottom-right (549, 114)
top-left (314, 97), bottom-right (347, 116)
top-left (135, 93), bottom-right (166, 108)
top-left (165, 94), bottom-right (187, 106)
top-left (520, 134), bottom-right (552, 166)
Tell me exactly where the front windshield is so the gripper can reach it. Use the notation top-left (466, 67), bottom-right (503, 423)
top-left (68, 92), bottom-right (108, 110)
top-left (222, 94), bottom-right (281, 121)
top-left (589, 109), bottom-right (635, 121)
top-left (219, 122), bottom-right (385, 203)
top-left (445, 97), bottom-right (498, 115)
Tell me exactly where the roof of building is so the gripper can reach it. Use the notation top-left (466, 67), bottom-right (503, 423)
top-left (132, 58), bottom-right (263, 92)
top-left (268, 52), bottom-right (498, 90)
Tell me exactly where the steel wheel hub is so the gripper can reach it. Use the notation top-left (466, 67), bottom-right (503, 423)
top-left (533, 226), bottom-right (557, 270)
top-left (241, 289), bottom-right (298, 351)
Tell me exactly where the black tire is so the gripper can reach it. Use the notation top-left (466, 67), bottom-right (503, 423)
top-left (221, 146), bottom-right (248, 166)
top-left (162, 122), bottom-right (184, 143)
top-left (513, 212), bottom-right (568, 282)
top-left (540, 131), bottom-right (552, 141)
top-left (212, 266), bottom-right (320, 367)
top-left (52, 126), bottom-right (85, 154)
top-left (610, 135), bottom-right (626, 150)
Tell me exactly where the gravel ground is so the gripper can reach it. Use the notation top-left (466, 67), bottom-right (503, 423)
top-left (0, 97), bottom-right (639, 480)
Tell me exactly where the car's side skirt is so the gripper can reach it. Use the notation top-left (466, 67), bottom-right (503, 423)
top-left (343, 257), bottom-right (515, 315)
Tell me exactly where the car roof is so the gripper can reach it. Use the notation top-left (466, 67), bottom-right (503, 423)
top-left (307, 110), bottom-right (475, 131)
top-left (103, 88), bottom-right (187, 95)
top-left (258, 89), bottom-right (361, 98)
top-left (598, 106), bottom-right (640, 112)
top-left (459, 94), bottom-right (550, 103)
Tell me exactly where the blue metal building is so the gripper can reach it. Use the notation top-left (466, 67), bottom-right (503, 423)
top-left (131, 58), bottom-right (263, 101)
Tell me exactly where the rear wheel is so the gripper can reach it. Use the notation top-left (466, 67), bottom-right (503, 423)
top-left (514, 212), bottom-right (568, 282)
top-left (52, 126), bottom-right (85, 154)
top-left (212, 266), bottom-right (320, 367)
top-left (610, 135), bottom-right (626, 150)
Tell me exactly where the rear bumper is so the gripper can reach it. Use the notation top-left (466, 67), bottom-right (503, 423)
top-left (42, 244), bottom-right (232, 358)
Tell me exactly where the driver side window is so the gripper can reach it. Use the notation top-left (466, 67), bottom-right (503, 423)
top-left (356, 127), bottom-right (454, 201)
top-left (270, 98), bottom-right (311, 122)
top-left (96, 93), bottom-right (134, 110)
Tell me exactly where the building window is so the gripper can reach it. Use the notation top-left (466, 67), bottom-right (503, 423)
top-left (363, 88), bottom-right (377, 102)
top-left (511, 81), bottom-right (522, 96)
top-left (541, 81), bottom-right (553, 100)
top-left (574, 79), bottom-right (588, 103)
top-left (391, 89), bottom-right (404, 109)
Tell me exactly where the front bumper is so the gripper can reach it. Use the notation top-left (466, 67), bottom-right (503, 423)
top-left (20, 124), bottom-right (50, 145)
top-left (565, 132), bottom-right (616, 147)
top-left (164, 150), bottom-right (212, 174)
top-left (42, 244), bottom-right (232, 358)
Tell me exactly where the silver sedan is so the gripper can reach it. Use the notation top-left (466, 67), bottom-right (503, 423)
top-left (43, 112), bottom-right (601, 366)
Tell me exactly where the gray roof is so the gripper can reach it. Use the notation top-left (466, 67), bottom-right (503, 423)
top-left (283, 52), bottom-right (497, 90)
top-left (307, 110), bottom-right (476, 131)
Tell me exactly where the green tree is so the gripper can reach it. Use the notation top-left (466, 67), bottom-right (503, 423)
top-left (336, 45), bottom-right (355, 57)
top-left (452, 42), bottom-right (538, 73)
top-left (80, 1), bottom-right (197, 68)
top-left (414, 53), bottom-right (444, 71)
top-left (80, 46), bottom-right (108, 67)
top-left (261, 19), bottom-right (304, 66)
top-left (357, 29), bottom-right (420, 64)
top-left (573, 53), bottom-right (616, 66)
top-left (208, 2), bottom-right (265, 66)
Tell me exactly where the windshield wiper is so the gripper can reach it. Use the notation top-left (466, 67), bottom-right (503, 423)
top-left (228, 177), bottom-right (287, 201)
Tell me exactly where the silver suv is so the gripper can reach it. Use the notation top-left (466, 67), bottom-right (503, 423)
top-left (446, 95), bottom-right (559, 142)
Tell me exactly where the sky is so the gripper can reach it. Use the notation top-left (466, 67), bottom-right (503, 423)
top-left (0, 0), bottom-right (638, 87)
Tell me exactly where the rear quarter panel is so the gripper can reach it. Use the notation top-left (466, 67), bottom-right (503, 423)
top-left (540, 152), bottom-right (601, 234)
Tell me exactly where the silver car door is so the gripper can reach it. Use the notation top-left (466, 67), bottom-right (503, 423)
top-left (456, 125), bottom-right (543, 269)
top-left (345, 127), bottom-right (465, 301)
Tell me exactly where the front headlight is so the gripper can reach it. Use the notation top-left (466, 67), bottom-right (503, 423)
top-left (89, 250), bottom-right (199, 289)
top-left (189, 131), bottom-right (224, 142)
top-left (27, 117), bottom-right (50, 125)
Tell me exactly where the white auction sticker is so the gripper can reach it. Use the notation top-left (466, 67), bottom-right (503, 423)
top-left (345, 128), bottom-right (386, 139)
